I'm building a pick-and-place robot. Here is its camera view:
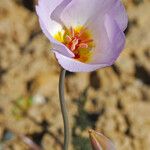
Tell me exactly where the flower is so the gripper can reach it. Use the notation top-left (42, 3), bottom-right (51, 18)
top-left (36, 0), bottom-right (128, 72)
top-left (89, 129), bottom-right (116, 150)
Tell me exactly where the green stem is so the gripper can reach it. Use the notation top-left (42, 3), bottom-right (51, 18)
top-left (59, 68), bottom-right (69, 150)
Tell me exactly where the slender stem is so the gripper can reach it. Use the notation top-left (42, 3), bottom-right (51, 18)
top-left (59, 68), bottom-right (69, 150)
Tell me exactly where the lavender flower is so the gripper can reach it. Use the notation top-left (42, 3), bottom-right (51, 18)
top-left (36, 0), bottom-right (128, 72)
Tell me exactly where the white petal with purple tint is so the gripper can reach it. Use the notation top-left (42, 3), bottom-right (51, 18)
top-left (36, 0), bottom-right (74, 57)
top-left (87, 14), bottom-right (125, 65)
top-left (55, 52), bottom-right (109, 72)
top-left (36, 0), bottom-right (63, 35)
top-left (60, 0), bottom-right (116, 27)
top-left (108, 0), bottom-right (128, 31)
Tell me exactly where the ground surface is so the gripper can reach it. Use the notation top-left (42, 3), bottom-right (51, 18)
top-left (0, 0), bottom-right (150, 150)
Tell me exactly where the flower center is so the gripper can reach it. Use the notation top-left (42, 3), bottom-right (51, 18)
top-left (54, 26), bottom-right (94, 63)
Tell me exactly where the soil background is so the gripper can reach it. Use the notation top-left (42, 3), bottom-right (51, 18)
top-left (0, 0), bottom-right (150, 150)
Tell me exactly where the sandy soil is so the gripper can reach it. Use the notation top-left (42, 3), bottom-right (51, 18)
top-left (0, 0), bottom-right (150, 150)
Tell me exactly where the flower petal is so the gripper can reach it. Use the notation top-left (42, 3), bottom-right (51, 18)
top-left (36, 0), bottom-right (74, 57)
top-left (104, 14), bottom-right (126, 64)
top-left (108, 0), bottom-right (128, 31)
top-left (60, 0), bottom-right (116, 27)
top-left (50, 0), bottom-right (73, 25)
top-left (55, 52), bottom-right (109, 72)
top-left (87, 14), bottom-right (125, 65)
top-left (86, 16), bottom-right (111, 64)
top-left (36, 0), bottom-right (63, 36)
top-left (38, 17), bottom-right (74, 57)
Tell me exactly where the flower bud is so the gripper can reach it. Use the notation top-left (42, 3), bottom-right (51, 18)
top-left (89, 129), bottom-right (116, 150)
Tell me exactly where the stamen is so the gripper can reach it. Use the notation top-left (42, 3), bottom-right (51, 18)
top-left (77, 27), bottom-right (88, 37)
top-left (82, 39), bottom-right (93, 43)
top-left (71, 43), bottom-right (76, 51)
top-left (79, 43), bottom-right (88, 49)
top-left (70, 27), bottom-right (75, 37)
top-left (72, 38), bottom-right (79, 45)
top-left (65, 35), bottom-right (72, 43)
top-left (71, 38), bottom-right (79, 51)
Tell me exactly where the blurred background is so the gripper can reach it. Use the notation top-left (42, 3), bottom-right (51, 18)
top-left (0, 0), bottom-right (150, 150)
